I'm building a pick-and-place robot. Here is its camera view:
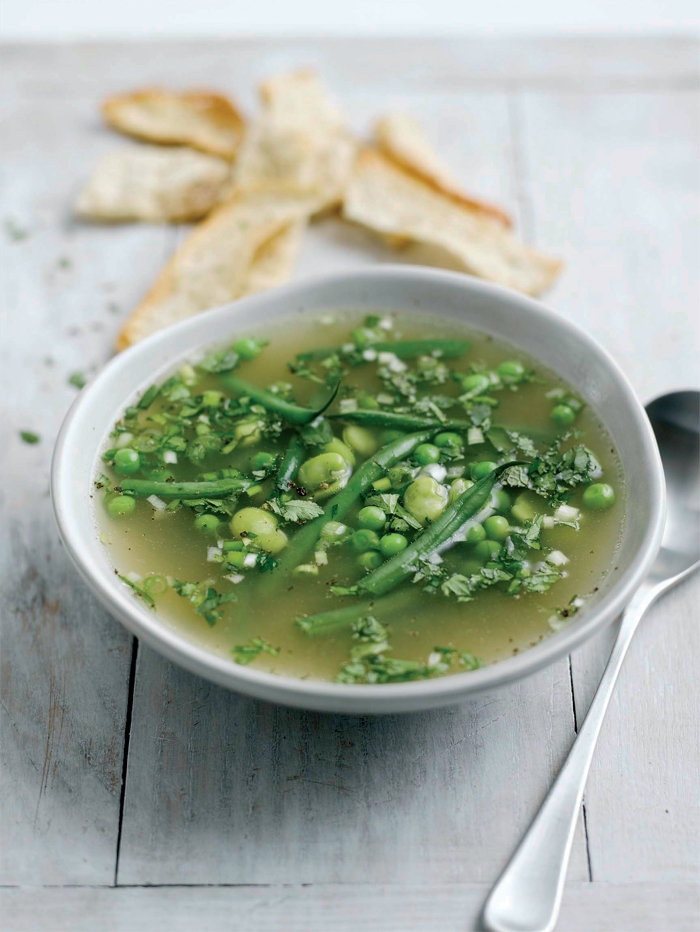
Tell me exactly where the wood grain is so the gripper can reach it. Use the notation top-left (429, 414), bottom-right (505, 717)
top-left (519, 89), bottom-right (700, 884)
top-left (0, 93), bottom-right (174, 884)
top-left (1, 883), bottom-right (697, 932)
top-left (117, 645), bottom-right (588, 885)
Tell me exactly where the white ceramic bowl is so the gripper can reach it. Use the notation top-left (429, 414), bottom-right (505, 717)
top-left (52, 267), bottom-right (665, 714)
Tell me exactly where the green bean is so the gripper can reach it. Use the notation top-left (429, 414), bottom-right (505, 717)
top-left (295, 602), bottom-right (377, 636)
top-left (222, 375), bottom-right (339, 425)
top-left (297, 339), bottom-right (470, 363)
top-left (330, 410), bottom-right (472, 432)
top-left (274, 434), bottom-right (305, 496)
top-left (278, 430), bottom-right (433, 572)
top-left (118, 477), bottom-right (249, 498)
top-left (355, 462), bottom-right (525, 598)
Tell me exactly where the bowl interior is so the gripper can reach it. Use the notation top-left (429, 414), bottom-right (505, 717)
top-left (52, 268), bottom-right (664, 714)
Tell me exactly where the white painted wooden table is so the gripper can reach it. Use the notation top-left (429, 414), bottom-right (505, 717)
top-left (1, 37), bottom-right (698, 932)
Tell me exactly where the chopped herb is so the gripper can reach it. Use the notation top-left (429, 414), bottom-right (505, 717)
top-left (19, 431), bottom-right (40, 444)
top-left (172, 580), bottom-right (236, 625)
top-left (68, 371), bottom-right (86, 389)
top-left (268, 498), bottom-right (325, 524)
top-left (4, 219), bottom-right (28, 241)
top-left (232, 637), bottom-right (279, 665)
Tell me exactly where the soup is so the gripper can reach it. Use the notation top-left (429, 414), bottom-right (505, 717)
top-left (96, 310), bottom-right (624, 684)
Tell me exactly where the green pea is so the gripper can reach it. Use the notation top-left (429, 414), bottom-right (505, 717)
top-left (251, 451), bottom-right (276, 471)
top-left (379, 533), bottom-right (408, 557)
top-left (403, 476), bottom-right (449, 524)
top-left (358, 550), bottom-right (383, 570)
top-left (551, 404), bottom-right (576, 426)
top-left (342, 425), bottom-right (379, 457)
top-left (474, 539), bottom-right (502, 560)
top-left (357, 506), bottom-right (386, 531)
top-left (298, 452), bottom-right (352, 498)
top-left (324, 438), bottom-right (356, 467)
top-left (492, 489), bottom-right (512, 514)
top-left (113, 448), bottom-right (141, 476)
top-left (496, 360), bottom-right (526, 383)
top-left (434, 431), bottom-right (463, 449)
top-left (358, 395), bottom-right (380, 410)
top-left (583, 482), bottom-right (616, 510)
top-left (484, 515), bottom-right (510, 542)
top-left (461, 373), bottom-right (491, 395)
top-left (106, 495), bottom-right (136, 517)
top-left (465, 523), bottom-right (486, 545)
top-left (413, 443), bottom-right (441, 465)
top-left (194, 513), bottom-right (221, 535)
top-left (234, 337), bottom-right (266, 360)
top-left (470, 460), bottom-right (498, 481)
top-left (350, 529), bottom-right (381, 553)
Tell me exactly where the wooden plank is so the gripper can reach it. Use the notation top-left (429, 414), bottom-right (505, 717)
top-left (1, 883), bottom-right (698, 932)
top-left (1, 37), bottom-right (697, 108)
top-left (118, 645), bottom-right (588, 885)
top-left (0, 91), bottom-right (175, 883)
top-left (519, 90), bottom-right (700, 882)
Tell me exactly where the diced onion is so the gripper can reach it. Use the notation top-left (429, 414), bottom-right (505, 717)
top-left (377, 393), bottom-right (394, 406)
top-left (427, 652), bottom-right (442, 668)
top-left (116, 432), bottom-right (133, 448)
top-left (314, 551), bottom-right (328, 565)
top-left (224, 574), bottom-right (245, 585)
top-left (126, 571), bottom-right (142, 583)
top-left (207, 546), bottom-right (223, 562)
top-left (543, 516), bottom-right (556, 529)
top-left (163, 450), bottom-right (178, 464)
top-left (362, 349), bottom-right (378, 361)
top-left (243, 553), bottom-right (258, 568)
top-left (379, 317), bottom-right (393, 330)
top-left (546, 550), bottom-right (569, 566)
top-left (147, 494), bottom-right (167, 512)
top-left (555, 504), bottom-right (580, 522)
top-left (339, 398), bottom-right (358, 413)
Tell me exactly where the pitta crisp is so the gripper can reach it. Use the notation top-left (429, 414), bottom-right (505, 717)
top-left (343, 149), bottom-right (562, 297)
top-left (235, 69), bottom-right (356, 212)
top-left (75, 145), bottom-right (231, 223)
top-left (374, 113), bottom-right (512, 227)
top-left (116, 186), bottom-right (319, 349)
top-left (244, 221), bottom-right (305, 295)
top-left (102, 88), bottom-right (245, 159)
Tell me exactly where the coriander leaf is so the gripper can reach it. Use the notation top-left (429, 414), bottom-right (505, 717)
top-left (19, 431), bottom-right (41, 444)
top-left (268, 499), bottom-right (325, 524)
top-left (299, 416), bottom-right (335, 447)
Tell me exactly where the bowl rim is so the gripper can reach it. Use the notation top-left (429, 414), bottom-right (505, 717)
top-left (51, 266), bottom-right (666, 713)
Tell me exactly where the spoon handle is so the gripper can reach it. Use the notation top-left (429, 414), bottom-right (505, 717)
top-left (481, 582), bottom-right (659, 932)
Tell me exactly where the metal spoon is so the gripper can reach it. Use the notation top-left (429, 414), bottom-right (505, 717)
top-left (482, 390), bottom-right (700, 932)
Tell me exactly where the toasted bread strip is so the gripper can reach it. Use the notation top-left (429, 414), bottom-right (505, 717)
top-left (343, 149), bottom-right (562, 297)
top-left (374, 113), bottom-right (512, 228)
top-left (244, 221), bottom-right (306, 295)
top-left (116, 186), bottom-right (319, 350)
top-left (235, 69), bottom-right (356, 212)
top-left (75, 145), bottom-right (231, 223)
top-left (102, 88), bottom-right (245, 159)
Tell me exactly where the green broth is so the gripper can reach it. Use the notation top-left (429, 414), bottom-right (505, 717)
top-left (96, 310), bottom-right (625, 683)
